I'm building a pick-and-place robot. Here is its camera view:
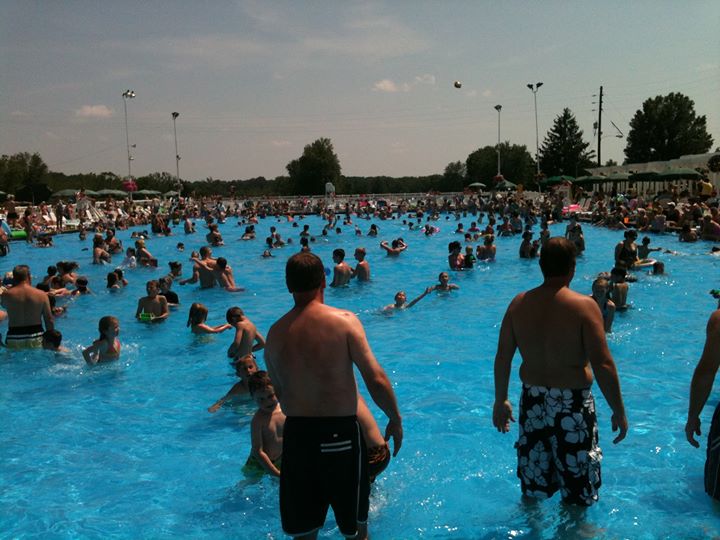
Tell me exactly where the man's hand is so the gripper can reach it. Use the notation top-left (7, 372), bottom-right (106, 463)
top-left (611, 413), bottom-right (628, 444)
top-left (384, 418), bottom-right (403, 457)
top-left (492, 400), bottom-right (515, 433)
top-left (685, 416), bottom-right (701, 448)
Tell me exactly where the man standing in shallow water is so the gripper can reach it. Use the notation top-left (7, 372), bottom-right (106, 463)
top-left (493, 237), bottom-right (628, 506)
top-left (265, 252), bottom-right (402, 539)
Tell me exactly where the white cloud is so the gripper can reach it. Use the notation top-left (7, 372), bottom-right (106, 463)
top-left (75, 105), bottom-right (114, 118)
top-left (373, 74), bottom-right (436, 93)
top-left (373, 79), bottom-right (403, 93)
top-left (414, 74), bottom-right (436, 86)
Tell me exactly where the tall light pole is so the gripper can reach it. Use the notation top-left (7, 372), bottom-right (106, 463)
top-left (494, 104), bottom-right (502, 177)
top-left (171, 112), bottom-right (181, 186)
top-left (122, 89), bottom-right (136, 178)
top-left (527, 82), bottom-right (543, 177)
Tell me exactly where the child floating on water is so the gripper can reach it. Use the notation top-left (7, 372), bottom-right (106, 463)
top-left (187, 302), bottom-right (231, 334)
top-left (242, 371), bottom-right (285, 478)
top-left (82, 316), bottom-right (121, 365)
top-left (208, 354), bottom-right (259, 412)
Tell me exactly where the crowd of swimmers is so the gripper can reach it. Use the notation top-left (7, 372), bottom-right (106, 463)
top-left (2, 184), bottom-right (720, 538)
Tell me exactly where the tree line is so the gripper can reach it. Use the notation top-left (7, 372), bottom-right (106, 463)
top-left (1, 92), bottom-right (715, 201)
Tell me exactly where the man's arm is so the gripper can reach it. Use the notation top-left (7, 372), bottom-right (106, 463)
top-left (41, 294), bottom-right (54, 331)
top-left (584, 299), bottom-right (628, 443)
top-left (493, 298), bottom-right (518, 433)
top-left (686, 310), bottom-right (720, 447)
top-left (347, 315), bottom-right (403, 456)
top-left (179, 265), bottom-right (200, 285)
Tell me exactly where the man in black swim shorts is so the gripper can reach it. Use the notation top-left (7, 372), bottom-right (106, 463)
top-left (265, 253), bottom-right (402, 538)
top-left (686, 304), bottom-right (720, 500)
top-left (493, 238), bottom-right (627, 506)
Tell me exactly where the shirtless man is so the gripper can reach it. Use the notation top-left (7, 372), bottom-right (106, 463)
top-left (135, 280), bottom-right (169, 322)
top-left (685, 305), bottom-right (720, 499)
top-left (264, 252), bottom-right (402, 539)
top-left (1, 265), bottom-right (54, 348)
top-left (493, 237), bottom-right (627, 506)
top-left (226, 306), bottom-right (265, 360)
top-left (180, 246), bottom-right (216, 288)
top-left (352, 247), bottom-right (370, 281)
top-left (192, 256), bottom-right (244, 292)
top-left (330, 248), bottom-right (352, 287)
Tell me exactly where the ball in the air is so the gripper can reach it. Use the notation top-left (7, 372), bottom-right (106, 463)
top-left (453, 81), bottom-right (462, 89)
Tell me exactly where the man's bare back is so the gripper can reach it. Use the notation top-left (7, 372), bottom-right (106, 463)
top-left (331, 262), bottom-right (352, 287)
top-left (228, 318), bottom-right (265, 359)
top-left (1, 280), bottom-right (53, 330)
top-left (505, 285), bottom-right (598, 389)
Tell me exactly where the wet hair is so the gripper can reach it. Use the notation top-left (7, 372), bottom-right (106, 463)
top-left (98, 316), bottom-right (118, 340)
top-left (333, 248), bottom-right (345, 260)
top-left (624, 229), bottom-right (638, 239)
top-left (248, 370), bottom-right (273, 397)
top-left (42, 329), bottom-right (63, 348)
top-left (199, 246), bottom-right (212, 258)
top-left (107, 272), bottom-right (119, 288)
top-left (216, 257), bottom-right (227, 270)
top-left (13, 265), bottom-right (30, 283)
top-left (114, 268), bottom-right (124, 280)
top-left (187, 302), bottom-right (208, 327)
top-left (226, 306), bottom-right (244, 322)
top-left (448, 241), bottom-right (462, 253)
top-left (75, 276), bottom-right (89, 287)
top-left (642, 236), bottom-right (651, 244)
top-left (539, 237), bottom-right (577, 278)
top-left (46, 265), bottom-right (57, 277)
top-left (36, 282), bottom-right (50, 292)
top-left (169, 261), bottom-right (181, 271)
top-left (286, 252), bottom-right (324, 293)
top-left (592, 277), bottom-right (610, 294)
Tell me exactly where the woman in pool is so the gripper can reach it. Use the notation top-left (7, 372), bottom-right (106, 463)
top-left (614, 229), bottom-right (639, 270)
top-left (82, 315), bottom-right (121, 365)
top-left (448, 241), bottom-right (464, 270)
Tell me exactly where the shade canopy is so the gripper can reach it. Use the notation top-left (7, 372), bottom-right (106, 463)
top-left (606, 172), bottom-right (630, 181)
top-left (574, 175), bottom-right (606, 185)
top-left (494, 179), bottom-right (517, 191)
top-left (543, 175), bottom-right (575, 186)
top-left (467, 182), bottom-right (486, 189)
top-left (163, 190), bottom-right (180, 197)
top-left (52, 189), bottom-right (80, 197)
top-left (135, 189), bottom-right (162, 196)
top-left (96, 189), bottom-right (128, 197)
top-left (658, 167), bottom-right (702, 180)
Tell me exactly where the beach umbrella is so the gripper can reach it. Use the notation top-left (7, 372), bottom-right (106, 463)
top-left (96, 189), bottom-right (128, 197)
top-left (658, 167), bottom-right (702, 180)
top-left (629, 171), bottom-right (658, 182)
top-left (163, 190), bottom-right (179, 197)
top-left (574, 175), bottom-right (606, 186)
top-left (543, 175), bottom-right (575, 186)
top-left (52, 189), bottom-right (80, 197)
top-left (494, 179), bottom-right (517, 191)
top-left (135, 189), bottom-right (161, 196)
top-left (83, 190), bottom-right (99, 196)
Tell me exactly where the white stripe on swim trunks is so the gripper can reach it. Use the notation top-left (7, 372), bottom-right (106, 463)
top-left (321, 446), bottom-right (352, 453)
top-left (321, 440), bottom-right (352, 447)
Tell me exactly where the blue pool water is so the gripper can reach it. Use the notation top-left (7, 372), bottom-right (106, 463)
top-left (1, 215), bottom-right (719, 539)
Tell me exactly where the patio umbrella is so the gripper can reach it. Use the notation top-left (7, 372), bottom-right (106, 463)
top-left (543, 175), bottom-right (575, 186)
top-left (629, 171), bottom-right (659, 182)
top-left (658, 167), bottom-right (702, 181)
top-left (52, 189), bottom-right (80, 197)
top-left (574, 175), bottom-right (605, 186)
top-left (607, 172), bottom-right (630, 181)
top-left (83, 190), bottom-right (99, 197)
top-left (96, 189), bottom-right (128, 197)
top-left (494, 179), bottom-right (517, 191)
top-left (163, 190), bottom-right (180, 197)
top-left (135, 189), bottom-right (161, 196)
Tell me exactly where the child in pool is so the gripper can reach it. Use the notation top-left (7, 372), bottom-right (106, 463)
top-left (71, 276), bottom-right (92, 296)
top-left (242, 371), bottom-right (285, 477)
top-left (590, 277), bottom-right (615, 333)
top-left (82, 316), bottom-right (121, 365)
top-left (42, 329), bottom-right (69, 353)
top-left (187, 302), bottom-right (231, 334)
top-left (207, 354), bottom-right (259, 412)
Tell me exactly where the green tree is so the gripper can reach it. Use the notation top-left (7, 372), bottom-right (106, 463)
top-left (286, 137), bottom-right (341, 195)
top-left (604, 159), bottom-right (618, 167)
top-left (0, 152), bottom-right (52, 201)
top-left (441, 161), bottom-right (466, 191)
top-left (539, 108), bottom-right (595, 177)
top-left (624, 92), bottom-right (713, 163)
top-left (466, 143), bottom-right (535, 187)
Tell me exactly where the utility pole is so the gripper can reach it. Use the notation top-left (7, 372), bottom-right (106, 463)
top-left (597, 85), bottom-right (603, 167)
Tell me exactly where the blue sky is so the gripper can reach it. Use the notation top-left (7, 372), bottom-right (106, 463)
top-left (1, 1), bottom-right (718, 181)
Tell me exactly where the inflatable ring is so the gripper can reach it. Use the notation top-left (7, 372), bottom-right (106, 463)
top-left (632, 258), bottom-right (656, 269)
top-left (10, 230), bottom-right (27, 240)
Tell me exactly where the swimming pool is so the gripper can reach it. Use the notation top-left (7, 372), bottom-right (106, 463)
top-left (1, 215), bottom-right (719, 539)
